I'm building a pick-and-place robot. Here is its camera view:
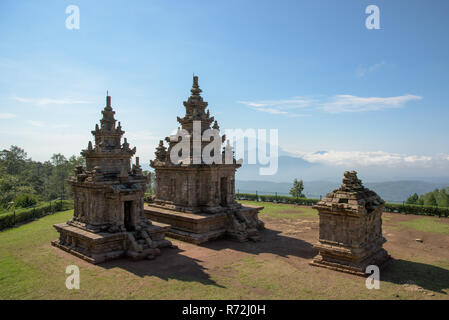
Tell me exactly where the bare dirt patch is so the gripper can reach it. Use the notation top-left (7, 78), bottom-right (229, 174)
top-left (2, 206), bottom-right (449, 299)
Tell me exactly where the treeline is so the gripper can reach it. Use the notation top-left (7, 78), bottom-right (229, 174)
top-left (0, 145), bottom-right (84, 210)
top-left (406, 188), bottom-right (449, 207)
top-left (0, 145), bottom-right (154, 211)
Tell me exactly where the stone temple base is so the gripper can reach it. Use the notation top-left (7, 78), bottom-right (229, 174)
top-left (310, 242), bottom-right (391, 276)
top-left (144, 203), bottom-right (264, 244)
top-left (52, 222), bottom-right (172, 264)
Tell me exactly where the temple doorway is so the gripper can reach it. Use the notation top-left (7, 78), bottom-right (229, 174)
top-left (220, 177), bottom-right (228, 206)
top-left (124, 201), bottom-right (134, 231)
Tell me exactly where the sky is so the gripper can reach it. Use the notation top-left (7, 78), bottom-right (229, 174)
top-left (0, 0), bottom-right (448, 181)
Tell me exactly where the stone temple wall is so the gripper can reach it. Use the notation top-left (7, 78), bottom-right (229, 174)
top-left (52, 95), bottom-right (173, 264)
top-left (310, 171), bottom-right (391, 275)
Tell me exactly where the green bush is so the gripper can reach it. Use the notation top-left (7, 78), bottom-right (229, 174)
top-left (236, 193), bottom-right (320, 206)
top-left (384, 203), bottom-right (449, 217)
top-left (0, 200), bottom-right (73, 230)
top-left (13, 193), bottom-right (38, 208)
top-left (236, 192), bottom-right (449, 218)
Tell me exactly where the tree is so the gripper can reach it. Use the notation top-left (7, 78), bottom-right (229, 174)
top-left (439, 189), bottom-right (449, 208)
top-left (290, 178), bottom-right (305, 198)
top-left (427, 193), bottom-right (438, 206)
top-left (406, 193), bottom-right (419, 205)
top-left (0, 146), bottom-right (27, 175)
top-left (14, 193), bottom-right (38, 208)
top-left (417, 197), bottom-right (424, 205)
top-left (0, 146), bottom-right (87, 208)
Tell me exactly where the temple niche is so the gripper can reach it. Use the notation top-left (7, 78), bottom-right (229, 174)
top-left (52, 95), bottom-right (172, 264)
top-left (145, 76), bottom-right (264, 244)
top-left (310, 171), bottom-right (391, 275)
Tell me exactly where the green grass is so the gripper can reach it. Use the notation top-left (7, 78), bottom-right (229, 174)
top-left (1, 206), bottom-right (448, 299)
top-left (398, 217), bottom-right (449, 235)
top-left (240, 200), bottom-right (318, 219)
top-left (0, 210), bottom-right (240, 299)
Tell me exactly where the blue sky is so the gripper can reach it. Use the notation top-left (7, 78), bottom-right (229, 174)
top-left (0, 0), bottom-right (448, 179)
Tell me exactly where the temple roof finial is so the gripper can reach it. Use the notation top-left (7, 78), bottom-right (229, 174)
top-left (106, 91), bottom-right (111, 109)
top-left (191, 75), bottom-right (202, 96)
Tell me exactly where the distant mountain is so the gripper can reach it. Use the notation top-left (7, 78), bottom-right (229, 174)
top-left (235, 154), bottom-right (346, 182)
top-left (140, 143), bottom-right (449, 202)
top-left (236, 179), bottom-right (449, 203)
top-left (364, 181), bottom-right (449, 203)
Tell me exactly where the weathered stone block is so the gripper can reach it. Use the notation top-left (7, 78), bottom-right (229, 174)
top-left (310, 171), bottom-right (391, 276)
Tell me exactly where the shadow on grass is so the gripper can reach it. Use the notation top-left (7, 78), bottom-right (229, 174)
top-left (101, 247), bottom-right (224, 288)
top-left (382, 258), bottom-right (449, 294)
top-left (202, 227), bottom-right (318, 260)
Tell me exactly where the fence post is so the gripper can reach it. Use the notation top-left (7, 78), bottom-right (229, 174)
top-left (256, 190), bottom-right (258, 202)
top-left (13, 210), bottom-right (16, 227)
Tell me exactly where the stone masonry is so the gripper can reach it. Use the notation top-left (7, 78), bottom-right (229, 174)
top-left (310, 170), bottom-right (391, 275)
top-left (145, 76), bottom-right (264, 244)
top-left (52, 95), bottom-right (172, 264)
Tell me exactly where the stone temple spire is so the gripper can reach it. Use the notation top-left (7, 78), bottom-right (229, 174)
top-left (176, 75), bottom-right (215, 134)
top-left (190, 75), bottom-right (202, 96)
top-left (101, 94), bottom-right (116, 132)
top-left (83, 94), bottom-right (134, 173)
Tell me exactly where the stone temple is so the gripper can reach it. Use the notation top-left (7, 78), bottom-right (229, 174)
top-left (52, 95), bottom-right (172, 264)
top-left (310, 171), bottom-right (390, 275)
top-left (145, 76), bottom-right (264, 244)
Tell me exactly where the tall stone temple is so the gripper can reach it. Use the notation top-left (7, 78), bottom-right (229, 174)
top-left (52, 95), bottom-right (172, 264)
top-left (310, 171), bottom-right (390, 275)
top-left (145, 76), bottom-right (264, 244)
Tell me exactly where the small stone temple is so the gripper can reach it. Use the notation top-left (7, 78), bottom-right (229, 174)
top-left (310, 171), bottom-right (390, 275)
top-left (145, 76), bottom-right (264, 244)
top-left (52, 95), bottom-right (172, 264)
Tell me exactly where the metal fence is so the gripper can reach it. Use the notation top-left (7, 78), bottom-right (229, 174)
top-left (235, 189), bottom-right (411, 204)
top-left (236, 189), bottom-right (322, 200)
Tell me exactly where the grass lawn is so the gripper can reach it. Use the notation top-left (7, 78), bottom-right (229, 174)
top-left (397, 217), bottom-right (449, 235)
top-left (243, 200), bottom-right (318, 219)
top-left (0, 203), bottom-right (448, 300)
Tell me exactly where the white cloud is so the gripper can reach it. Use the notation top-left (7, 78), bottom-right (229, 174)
top-left (356, 61), bottom-right (386, 77)
top-left (251, 107), bottom-right (289, 115)
top-left (302, 150), bottom-right (447, 168)
top-left (13, 96), bottom-right (91, 106)
top-left (321, 94), bottom-right (422, 113)
top-left (0, 113), bottom-right (16, 119)
top-left (239, 94), bottom-right (421, 115)
top-left (27, 120), bottom-right (44, 127)
top-left (237, 97), bottom-right (314, 117)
